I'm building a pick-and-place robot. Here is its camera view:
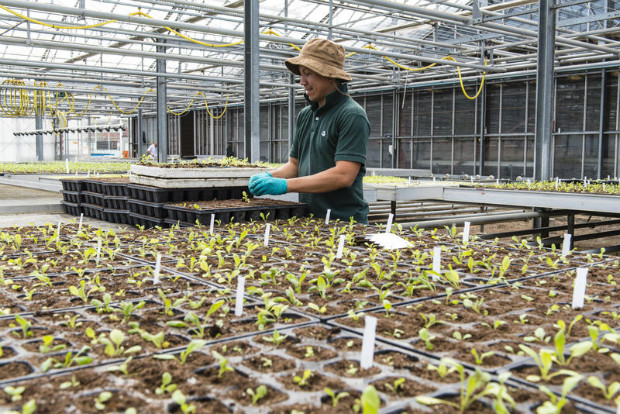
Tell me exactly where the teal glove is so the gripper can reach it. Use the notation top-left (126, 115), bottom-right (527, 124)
top-left (248, 172), bottom-right (271, 191)
top-left (249, 176), bottom-right (287, 196)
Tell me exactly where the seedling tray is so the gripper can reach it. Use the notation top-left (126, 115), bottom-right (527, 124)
top-left (127, 199), bottom-right (167, 219)
top-left (164, 199), bottom-right (308, 224)
top-left (61, 201), bottom-right (81, 216)
top-left (60, 190), bottom-right (80, 204)
top-left (59, 178), bottom-right (86, 192)
top-left (102, 208), bottom-right (130, 224)
top-left (127, 183), bottom-right (250, 203)
top-left (81, 203), bottom-right (104, 220)
top-left (128, 211), bottom-right (167, 228)
top-left (81, 191), bottom-right (104, 207)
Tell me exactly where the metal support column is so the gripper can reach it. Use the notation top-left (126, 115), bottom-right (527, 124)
top-left (244, 0), bottom-right (260, 163)
top-left (534, 0), bottom-right (556, 181)
top-left (598, 69), bottom-right (608, 179)
top-left (35, 114), bottom-right (43, 161)
top-left (288, 74), bottom-right (295, 152)
top-left (156, 39), bottom-right (168, 163)
top-left (137, 108), bottom-right (144, 158)
top-left (478, 83), bottom-right (486, 176)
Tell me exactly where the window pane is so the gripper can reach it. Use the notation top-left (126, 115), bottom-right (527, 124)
top-left (382, 139), bottom-right (392, 168)
top-left (483, 137), bottom-right (498, 176)
top-left (397, 139), bottom-right (411, 168)
top-left (412, 138), bottom-right (431, 170)
top-left (454, 137), bottom-right (475, 175)
top-left (526, 137), bottom-right (534, 177)
top-left (584, 134), bottom-right (599, 178)
top-left (586, 75), bottom-right (602, 131)
top-left (367, 138), bottom-right (381, 168)
top-left (433, 137), bottom-right (451, 174)
top-left (486, 84), bottom-right (501, 134)
top-left (556, 76), bottom-right (585, 132)
top-left (605, 74), bottom-right (617, 132)
top-left (553, 135), bottom-right (582, 178)
top-left (502, 82), bottom-right (526, 133)
top-left (454, 92), bottom-right (476, 135)
top-left (500, 137), bottom-right (525, 179)
top-left (383, 94), bottom-right (394, 137)
top-left (414, 91), bottom-right (432, 136)
top-left (399, 91), bottom-right (413, 136)
top-left (601, 134), bottom-right (616, 179)
top-left (366, 95), bottom-right (382, 136)
top-left (433, 89), bottom-right (452, 136)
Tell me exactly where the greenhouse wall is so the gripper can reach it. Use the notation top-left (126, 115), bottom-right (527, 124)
top-left (140, 69), bottom-right (619, 180)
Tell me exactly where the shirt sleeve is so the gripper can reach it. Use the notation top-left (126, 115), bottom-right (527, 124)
top-left (334, 109), bottom-right (370, 165)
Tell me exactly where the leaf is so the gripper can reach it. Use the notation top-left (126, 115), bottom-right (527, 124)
top-left (110, 329), bottom-right (125, 346)
top-left (186, 339), bottom-right (207, 354)
top-left (561, 375), bottom-right (583, 396)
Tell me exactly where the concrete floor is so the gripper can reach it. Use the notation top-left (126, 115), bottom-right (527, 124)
top-left (0, 183), bottom-right (117, 229)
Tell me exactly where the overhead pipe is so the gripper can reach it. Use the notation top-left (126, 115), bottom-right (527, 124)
top-left (0, 0), bottom-right (497, 72)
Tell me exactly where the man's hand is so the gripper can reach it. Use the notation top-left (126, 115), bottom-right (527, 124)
top-left (249, 176), bottom-right (287, 196)
top-left (248, 172), bottom-right (271, 189)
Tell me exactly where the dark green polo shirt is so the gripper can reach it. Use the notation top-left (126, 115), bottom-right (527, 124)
top-left (290, 84), bottom-right (370, 223)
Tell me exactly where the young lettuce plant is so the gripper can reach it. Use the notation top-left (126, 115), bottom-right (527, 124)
top-left (536, 374), bottom-right (582, 414)
top-left (246, 385), bottom-right (267, 405)
top-left (324, 387), bottom-right (350, 408)
top-left (154, 339), bottom-right (206, 365)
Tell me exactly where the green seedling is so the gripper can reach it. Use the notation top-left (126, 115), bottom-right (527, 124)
top-left (90, 293), bottom-right (116, 314)
top-left (7, 399), bottom-right (36, 414)
top-left (352, 385), bottom-right (380, 414)
top-left (385, 378), bottom-right (405, 394)
top-left (59, 375), bottom-right (80, 390)
top-left (304, 346), bottom-right (315, 358)
top-left (41, 346), bottom-right (92, 372)
top-left (293, 369), bottom-right (312, 387)
top-left (171, 390), bottom-right (196, 414)
top-left (69, 280), bottom-right (99, 303)
top-left (212, 350), bottom-right (234, 378)
top-left (13, 315), bottom-right (32, 338)
top-left (524, 327), bottom-right (551, 343)
top-left (167, 300), bottom-right (225, 338)
top-left (246, 385), bottom-right (267, 405)
top-left (94, 391), bottom-right (112, 411)
top-left (519, 344), bottom-right (578, 382)
top-left (155, 372), bottom-right (177, 395)
top-left (262, 329), bottom-right (288, 345)
top-left (427, 360), bottom-right (456, 379)
top-left (106, 356), bottom-right (133, 376)
top-left (118, 301), bottom-right (145, 324)
top-left (128, 323), bottom-right (168, 349)
top-left (418, 328), bottom-right (435, 350)
top-left (551, 328), bottom-right (592, 366)
top-left (154, 339), bottom-right (206, 365)
top-left (3, 386), bottom-right (25, 402)
top-left (98, 329), bottom-right (142, 357)
top-left (324, 387), bottom-right (349, 407)
top-left (586, 375), bottom-right (620, 401)
top-left (417, 360), bottom-right (515, 414)
top-left (471, 348), bottom-right (495, 365)
top-left (39, 335), bottom-right (66, 353)
top-left (420, 313), bottom-right (444, 329)
top-left (452, 331), bottom-right (472, 341)
top-left (537, 374), bottom-right (582, 414)
top-left (60, 314), bottom-right (82, 329)
top-left (308, 302), bottom-right (327, 314)
top-left (158, 288), bottom-right (186, 316)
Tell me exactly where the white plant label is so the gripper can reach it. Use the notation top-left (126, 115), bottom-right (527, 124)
top-left (432, 176), bottom-right (436, 182)
top-left (65, 159), bottom-right (69, 174)
top-left (87, 171), bottom-right (90, 177)
top-left (360, 315), bottom-right (377, 370)
top-left (555, 177), bottom-right (559, 189)
top-left (385, 213), bottom-right (394, 234)
top-left (209, 214), bottom-right (215, 235)
top-left (432, 246), bottom-right (441, 273)
top-left (153, 254), bottom-right (162, 284)
top-left (96, 238), bottom-right (102, 264)
top-left (234, 276), bottom-right (245, 316)
top-left (78, 213), bottom-right (83, 232)
top-left (325, 209), bottom-right (331, 225)
top-left (462, 222), bottom-right (471, 245)
top-left (572, 267), bottom-right (588, 309)
top-left (263, 223), bottom-right (271, 247)
top-left (562, 233), bottom-right (572, 257)
top-left (336, 235), bottom-right (346, 259)
top-left (56, 221), bottom-right (61, 237)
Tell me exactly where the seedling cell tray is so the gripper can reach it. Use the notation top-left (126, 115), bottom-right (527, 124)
top-left (59, 178), bottom-right (86, 192)
top-left (60, 201), bottom-right (81, 216)
top-left (60, 190), bottom-right (80, 204)
top-left (127, 183), bottom-right (250, 203)
top-left (127, 199), bottom-right (167, 219)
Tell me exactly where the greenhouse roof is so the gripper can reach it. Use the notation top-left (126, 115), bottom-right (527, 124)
top-left (0, 0), bottom-right (617, 115)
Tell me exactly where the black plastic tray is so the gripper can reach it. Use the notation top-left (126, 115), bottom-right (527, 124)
top-left (164, 202), bottom-right (308, 224)
top-left (103, 208), bottom-right (130, 224)
top-left (81, 203), bottom-right (104, 220)
top-left (102, 195), bottom-right (127, 210)
top-left (60, 190), bottom-right (80, 204)
top-left (81, 191), bottom-right (104, 207)
top-left (59, 178), bottom-right (85, 192)
top-left (61, 201), bottom-right (81, 216)
top-left (127, 199), bottom-right (167, 219)
top-left (100, 181), bottom-right (128, 197)
top-left (128, 211), bottom-right (167, 228)
top-left (127, 183), bottom-right (250, 203)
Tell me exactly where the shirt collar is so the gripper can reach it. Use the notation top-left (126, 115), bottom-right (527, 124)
top-left (305, 83), bottom-right (349, 113)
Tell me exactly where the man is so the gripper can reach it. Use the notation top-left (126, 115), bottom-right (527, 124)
top-left (248, 38), bottom-right (370, 223)
top-left (147, 142), bottom-right (158, 159)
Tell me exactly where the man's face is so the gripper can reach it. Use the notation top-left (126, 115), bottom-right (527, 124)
top-left (299, 66), bottom-right (337, 107)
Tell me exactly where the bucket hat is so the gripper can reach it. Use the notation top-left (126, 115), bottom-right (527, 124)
top-left (285, 38), bottom-right (352, 81)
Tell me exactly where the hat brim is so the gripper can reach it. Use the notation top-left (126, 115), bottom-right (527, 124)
top-left (285, 56), bottom-right (352, 82)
